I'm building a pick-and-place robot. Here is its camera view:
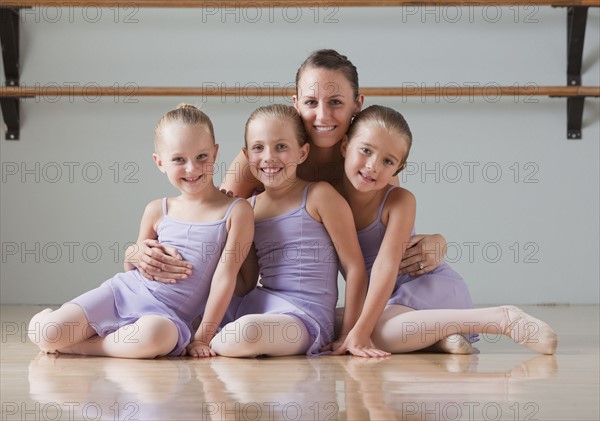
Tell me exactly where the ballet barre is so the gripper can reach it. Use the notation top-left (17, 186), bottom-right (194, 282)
top-left (1, 1), bottom-right (598, 139)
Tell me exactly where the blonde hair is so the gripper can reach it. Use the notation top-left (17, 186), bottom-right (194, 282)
top-left (347, 105), bottom-right (413, 176)
top-left (244, 104), bottom-right (308, 147)
top-left (154, 103), bottom-right (215, 146)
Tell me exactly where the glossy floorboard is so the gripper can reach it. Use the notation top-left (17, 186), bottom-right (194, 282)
top-left (1, 305), bottom-right (598, 421)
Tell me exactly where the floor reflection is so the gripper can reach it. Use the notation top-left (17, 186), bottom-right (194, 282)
top-left (27, 352), bottom-right (558, 420)
top-left (338, 353), bottom-right (558, 421)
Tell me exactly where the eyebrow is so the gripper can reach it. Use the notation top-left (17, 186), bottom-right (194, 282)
top-left (301, 94), bottom-right (347, 100)
top-left (249, 138), bottom-right (291, 143)
top-left (360, 141), bottom-right (402, 162)
top-left (168, 149), bottom-right (210, 156)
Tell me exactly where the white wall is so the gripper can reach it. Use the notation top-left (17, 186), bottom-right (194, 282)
top-left (1, 6), bottom-right (598, 305)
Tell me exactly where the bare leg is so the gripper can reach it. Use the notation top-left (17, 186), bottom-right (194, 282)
top-left (60, 315), bottom-right (179, 358)
top-left (211, 314), bottom-right (313, 357)
top-left (372, 305), bottom-right (557, 354)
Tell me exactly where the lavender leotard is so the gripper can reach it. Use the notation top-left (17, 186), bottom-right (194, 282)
top-left (70, 197), bottom-right (242, 357)
top-left (358, 186), bottom-right (475, 313)
top-left (224, 184), bottom-right (339, 355)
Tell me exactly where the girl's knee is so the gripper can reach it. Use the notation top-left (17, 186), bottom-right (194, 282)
top-left (211, 317), bottom-right (265, 357)
top-left (134, 316), bottom-right (179, 358)
top-left (211, 315), bottom-right (310, 357)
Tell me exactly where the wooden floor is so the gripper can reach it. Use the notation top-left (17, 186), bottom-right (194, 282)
top-left (1, 305), bottom-right (598, 421)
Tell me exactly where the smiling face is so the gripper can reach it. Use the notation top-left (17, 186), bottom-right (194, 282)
top-left (293, 67), bottom-right (363, 149)
top-left (342, 124), bottom-right (409, 193)
top-left (243, 116), bottom-right (309, 190)
top-left (153, 122), bottom-right (218, 195)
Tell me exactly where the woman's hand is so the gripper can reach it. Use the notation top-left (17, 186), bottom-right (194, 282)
top-left (219, 188), bottom-right (235, 197)
top-left (186, 340), bottom-right (216, 358)
top-left (125, 239), bottom-right (191, 283)
top-left (399, 234), bottom-right (447, 276)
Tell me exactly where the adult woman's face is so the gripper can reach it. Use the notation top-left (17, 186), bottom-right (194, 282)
top-left (294, 67), bottom-right (363, 149)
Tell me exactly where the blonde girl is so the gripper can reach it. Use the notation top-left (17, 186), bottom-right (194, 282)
top-left (333, 105), bottom-right (557, 355)
top-left (211, 104), bottom-right (385, 357)
top-left (28, 105), bottom-right (254, 358)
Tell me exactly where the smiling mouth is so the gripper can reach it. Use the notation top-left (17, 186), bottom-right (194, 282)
top-left (359, 171), bottom-right (376, 183)
top-left (183, 175), bottom-right (201, 182)
top-left (260, 167), bottom-right (283, 176)
top-left (314, 125), bottom-right (336, 132)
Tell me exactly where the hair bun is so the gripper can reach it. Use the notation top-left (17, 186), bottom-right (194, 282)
top-left (176, 103), bottom-right (199, 110)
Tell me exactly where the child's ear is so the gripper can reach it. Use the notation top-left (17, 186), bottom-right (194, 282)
top-left (242, 147), bottom-right (249, 160)
top-left (393, 162), bottom-right (407, 176)
top-left (213, 144), bottom-right (219, 160)
top-left (340, 135), bottom-right (349, 158)
top-left (298, 142), bottom-right (310, 164)
top-left (153, 153), bottom-right (166, 174)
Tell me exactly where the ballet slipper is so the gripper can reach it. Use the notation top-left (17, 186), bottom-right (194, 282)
top-left (501, 306), bottom-right (558, 355)
top-left (433, 334), bottom-right (474, 355)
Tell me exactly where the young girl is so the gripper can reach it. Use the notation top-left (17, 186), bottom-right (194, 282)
top-left (28, 104), bottom-right (254, 358)
top-left (209, 104), bottom-right (385, 357)
top-left (332, 105), bottom-right (557, 355)
top-left (132, 49), bottom-right (446, 284)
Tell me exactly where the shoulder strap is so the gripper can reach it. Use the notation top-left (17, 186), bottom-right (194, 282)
top-left (162, 198), bottom-right (168, 216)
top-left (300, 183), bottom-right (313, 208)
top-left (377, 186), bottom-right (399, 221)
top-left (223, 198), bottom-right (244, 220)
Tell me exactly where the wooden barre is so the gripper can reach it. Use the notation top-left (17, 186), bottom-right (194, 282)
top-left (1, 1), bottom-right (599, 7)
top-left (1, 86), bottom-right (599, 97)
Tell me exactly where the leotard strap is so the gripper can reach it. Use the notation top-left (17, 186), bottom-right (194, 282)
top-left (377, 186), bottom-right (399, 221)
top-left (223, 198), bottom-right (245, 220)
top-left (162, 197), bottom-right (168, 216)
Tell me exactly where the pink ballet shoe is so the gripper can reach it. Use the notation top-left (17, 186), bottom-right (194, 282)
top-left (434, 334), bottom-right (474, 355)
top-left (501, 306), bottom-right (558, 355)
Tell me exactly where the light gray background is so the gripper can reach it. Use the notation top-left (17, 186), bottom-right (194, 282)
top-left (1, 6), bottom-right (598, 305)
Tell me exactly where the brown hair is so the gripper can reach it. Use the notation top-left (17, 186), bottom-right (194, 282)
top-left (154, 103), bottom-right (215, 146)
top-left (347, 105), bottom-right (413, 175)
top-left (244, 104), bottom-right (308, 147)
top-left (295, 49), bottom-right (360, 100)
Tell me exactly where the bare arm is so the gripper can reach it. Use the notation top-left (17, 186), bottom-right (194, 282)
top-left (234, 243), bottom-right (259, 297)
top-left (123, 200), bottom-right (162, 272)
top-left (350, 188), bottom-right (417, 343)
top-left (187, 200), bottom-right (255, 357)
top-left (220, 150), bottom-right (264, 198)
top-left (392, 174), bottom-right (447, 274)
top-left (308, 183), bottom-right (387, 357)
top-left (123, 198), bottom-right (191, 283)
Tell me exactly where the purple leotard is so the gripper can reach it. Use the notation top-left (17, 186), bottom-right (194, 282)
top-left (70, 197), bottom-right (242, 357)
top-left (224, 184), bottom-right (339, 355)
top-left (358, 186), bottom-right (475, 311)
